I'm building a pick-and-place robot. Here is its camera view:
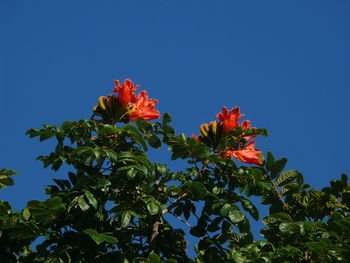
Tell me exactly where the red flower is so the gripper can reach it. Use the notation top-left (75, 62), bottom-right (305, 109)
top-left (113, 79), bottom-right (139, 107)
top-left (216, 106), bottom-right (244, 133)
top-left (128, 91), bottom-right (160, 121)
top-left (223, 140), bottom-right (262, 165)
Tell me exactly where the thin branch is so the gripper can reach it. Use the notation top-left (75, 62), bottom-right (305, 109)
top-left (169, 212), bottom-right (192, 227)
top-left (162, 193), bottom-right (189, 215)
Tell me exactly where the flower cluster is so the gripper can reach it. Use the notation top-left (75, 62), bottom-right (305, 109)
top-left (92, 79), bottom-right (160, 124)
top-left (194, 106), bottom-right (263, 165)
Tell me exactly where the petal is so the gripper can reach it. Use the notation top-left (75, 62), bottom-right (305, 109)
top-left (217, 106), bottom-right (244, 133)
top-left (129, 90), bottom-right (160, 121)
top-left (241, 120), bottom-right (251, 129)
top-left (220, 150), bottom-right (234, 158)
top-left (232, 141), bottom-right (262, 165)
top-left (113, 79), bottom-right (139, 107)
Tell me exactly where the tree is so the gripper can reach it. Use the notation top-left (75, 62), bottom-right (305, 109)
top-left (1, 79), bottom-right (349, 262)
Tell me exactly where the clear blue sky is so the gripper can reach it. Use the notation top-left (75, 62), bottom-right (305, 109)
top-left (1, 0), bottom-right (349, 246)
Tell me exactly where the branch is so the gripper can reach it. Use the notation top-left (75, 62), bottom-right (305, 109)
top-left (149, 220), bottom-right (161, 252)
top-left (169, 212), bottom-right (192, 227)
top-left (162, 193), bottom-right (189, 215)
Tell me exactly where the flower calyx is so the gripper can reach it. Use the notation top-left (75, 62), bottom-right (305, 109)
top-left (194, 121), bottom-right (223, 148)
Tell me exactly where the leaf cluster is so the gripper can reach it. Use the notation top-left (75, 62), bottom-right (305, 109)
top-left (0, 115), bottom-right (349, 263)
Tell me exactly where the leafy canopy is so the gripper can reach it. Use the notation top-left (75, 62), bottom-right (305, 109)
top-left (1, 80), bottom-right (349, 263)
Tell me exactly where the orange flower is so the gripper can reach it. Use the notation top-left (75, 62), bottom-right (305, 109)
top-left (223, 141), bottom-right (262, 165)
top-left (128, 91), bottom-right (160, 121)
top-left (216, 107), bottom-right (244, 133)
top-left (113, 79), bottom-right (139, 107)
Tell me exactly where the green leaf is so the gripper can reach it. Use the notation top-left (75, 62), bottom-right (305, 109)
top-left (127, 168), bottom-right (137, 179)
top-left (266, 151), bottom-right (275, 171)
top-left (304, 242), bottom-right (326, 253)
top-left (78, 196), bottom-right (90, 211)
top-left (155, 163), bottom-right (167, 175)
top-left (240, 198), bottom-right (259, 221)
top-left (280, 182), bottom-right (300, 196)
top-left (103, 149), bottom-right (118, 163)
top-left (136, 117), bottom-right (152, 133)
top-left (271, 212), bottom-right (293, 221)
top-left (220, 204), bottom-right (232, 217)
top-left (52, 178), bottom-right (66, 190)
top-left (44, 196), bottom-right (64, 210)
top-left (0, 175), bottom-right (14, 188)
top-left (270, 158), bottom-right (287, 179)
top-left (132, 258), bottom-right (148, 263)
top-left (0, 169), bottom-right (18, 188)
top-left (124, 124), bottom-right (148, 151)
top-left (84, 229), bottom-right (118, 245)
top-left (275, 170), bottom-right (300, 187)
top-left (85, 191), bottom-right (98, 209)
top-left (228, 208), bottom-right (245, 223)
top-left (147, 134), bottom-right (161, 149)
top-left (189, 182), bottom-right (207, 200)
top-left (190, 226), bottom-right (206, 237)
top-left (95, 178), bottom-right (111, 188)
top-left (279, 222), bottom-right (293, 234)
top-left (97, 233), bottom-right (118, 244)
top-left (207, 217), bottom-right (223, 232)
top-left (147, 202), bottom-right (160, 215)
top-left (149, 252), bottom-right (161, 263)
top-left (68, 172), bottom-right (77, 185)
top-left (162, 112), bottom-right (172, 125)
top-left (230, 253), bottom-right (245, 263)
top-left (23, 208), bottom-right (31, 220)
top-left (121, 211), bottom-right (131, 227)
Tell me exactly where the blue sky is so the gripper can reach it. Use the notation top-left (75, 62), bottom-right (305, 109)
top-left (1, 0), bottom-right (349, 248)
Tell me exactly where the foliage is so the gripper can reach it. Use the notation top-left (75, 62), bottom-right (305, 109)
top-left (1, 83), bottom-right (349, 262)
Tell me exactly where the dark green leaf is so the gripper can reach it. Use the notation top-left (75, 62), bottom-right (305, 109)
top-left (189, 182), bottom-right (207, 200)
top-left (190, 226), bottom-right (206, 237)
top-left (0, 175), bottom-right (14, 188)
top-left (68, 172), bottom-right (77, 185)
top-left (147, 134), bottom-right (161, 149)
top-left (270, 157), bottom-right (287, 179)
top-left (162, 112), bottom-right (172, 125)
top-left (275, 170), bottom-right (300, 187)
top-left (266, 151), bottom-right (275, 171)
top-left (136, 117), bottom-right (152, 133)
top-left (240, 198), bottom-right (259, 221)
top-left (271, 212), bottom-right (293, 221)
